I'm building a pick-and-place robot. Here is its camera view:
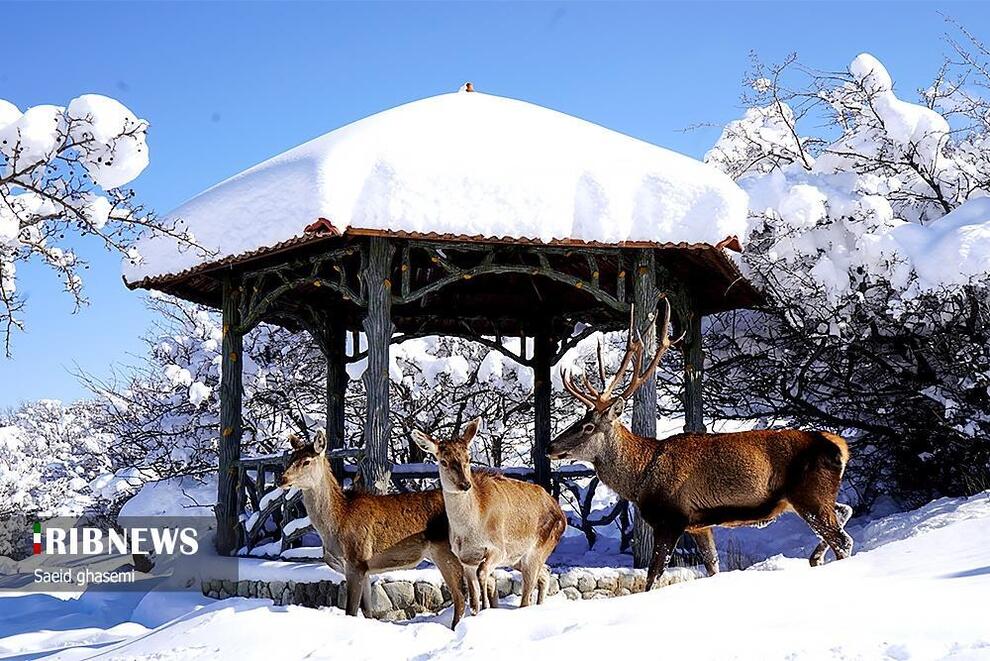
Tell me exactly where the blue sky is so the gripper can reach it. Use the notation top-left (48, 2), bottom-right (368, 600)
top-left (1, 1), bottom-right (987, 408)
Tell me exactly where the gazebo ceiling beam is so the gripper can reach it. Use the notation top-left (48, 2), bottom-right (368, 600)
top-left (224, 239), bottom-right (712, 367)
top-left (230, 238), bottom-right (639, 336)
top-left (236, 245), bottom-right (363, 334)
top-left (395, 241), bottom-right (630, 313)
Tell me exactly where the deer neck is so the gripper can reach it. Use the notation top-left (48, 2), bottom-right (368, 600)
top-left (440, 472), bottom-right (480, 531)
top-left (591, 422), bottom-right (661, 503)
top-left (299, 461), bottom-right (346, 543)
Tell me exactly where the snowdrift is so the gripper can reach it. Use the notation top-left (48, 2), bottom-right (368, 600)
top-left (1, 492), bottom-right (987, 660)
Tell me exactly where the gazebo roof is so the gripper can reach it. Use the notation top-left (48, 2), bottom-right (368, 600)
top-left (124, 88), bottom-right (752, 289)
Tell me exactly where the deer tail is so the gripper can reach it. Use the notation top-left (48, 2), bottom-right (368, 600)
top-left (816, 431), bottom-right (850, 474)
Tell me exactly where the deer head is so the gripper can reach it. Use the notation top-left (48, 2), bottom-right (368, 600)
top-left (412, 418), bottom-right (481, 493)
top-left (279, 430), bottom-right (328, 490)
top-left (548, 299), bottom-right (680, 462)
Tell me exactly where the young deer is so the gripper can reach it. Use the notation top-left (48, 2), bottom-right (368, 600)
top-left (278, 431), bottom-right (466, 628)
top-left (412, 419), bottom-right (567, 613)
top-left (549, 300), bottom-right (853, 592)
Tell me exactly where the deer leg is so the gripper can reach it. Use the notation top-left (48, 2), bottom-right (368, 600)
top-left (836, 502), bottom-right (853, 528)
top-left (645, 525), bottom-right (683, 592)
top-left (536, 565), bottom-right (550, 605)
top-left (809, 503), bottom-right (854, 566)
top-left (478, 556), bottom-right (496, 609)
top-left (690, 529), bottom-right (719, 577)
top-left (360, 576), bottom-right (375, 618)
top-left (323, 548), bottom-right (344, 573)
top-left (344, 564), bottom-right (367, 617)
top-left (795, 503), bottom-right (853, 565)
top-left (430, 547), bottom-right (466, 629)
top-left (518, 560), bottom-right (541, 608)
top-left (485, 576), bottom-right (499, 609)
top-left (464, 564), bottom-right (483, 615)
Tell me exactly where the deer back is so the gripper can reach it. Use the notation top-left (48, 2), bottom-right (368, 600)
top-left (639, 429), bottom-right (849, 526)
top-left (468, 471), bottom-right (566, 552)
top-left (332, 489), bottom-right (450, 560)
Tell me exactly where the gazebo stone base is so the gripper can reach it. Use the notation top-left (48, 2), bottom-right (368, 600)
top-left (201, 566), bottom-right (702, 620)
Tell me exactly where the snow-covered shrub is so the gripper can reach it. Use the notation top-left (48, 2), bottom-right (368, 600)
top-left (0, 399), bottom-right (130, 557)
top-left (695, 39), bottom-right (990, 507)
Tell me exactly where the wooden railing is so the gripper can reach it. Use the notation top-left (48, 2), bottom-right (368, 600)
top-left (234, 452), bottom-right (632, 558)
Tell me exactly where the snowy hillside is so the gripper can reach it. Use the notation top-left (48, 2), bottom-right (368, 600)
top-left (2, 492), bottom-right (987, 660)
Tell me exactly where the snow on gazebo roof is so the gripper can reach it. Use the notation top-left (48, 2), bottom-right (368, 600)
top-left (124, 87), bottom-right (749, 285)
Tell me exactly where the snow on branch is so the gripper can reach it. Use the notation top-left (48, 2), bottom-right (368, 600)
top-left (0, 94), bottom-right (209, 356)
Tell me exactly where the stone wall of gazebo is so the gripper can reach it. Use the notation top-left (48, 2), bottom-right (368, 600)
top-left (202, 566), bottom-right (703, 620)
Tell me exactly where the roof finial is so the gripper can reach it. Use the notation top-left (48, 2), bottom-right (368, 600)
top-left (459, 82), bottom-right (474, 93)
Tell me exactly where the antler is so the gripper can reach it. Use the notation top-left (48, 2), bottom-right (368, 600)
top-left (560, 297), bottom-right (683, 411)
top-left (600, 305), bottom-right (642, 401)
top-left (561, 368), bottom-right (598, 409)
top-left (616, 297), bottom-right (682, 402)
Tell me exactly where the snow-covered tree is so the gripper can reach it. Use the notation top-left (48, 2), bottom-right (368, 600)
top-left (698, 36), bottom-right (990, 507)
top-left (0, 399), bottom-right (132, 556)
top-left (76, 294), bottom-right (323, 479)
top-left (386, 335), bottom-right (577, 468)
top-left (0, 94), bottom-right (204, 355)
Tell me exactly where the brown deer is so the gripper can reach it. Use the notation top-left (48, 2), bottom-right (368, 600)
top-left (548, 299), bottom-right (853, 592)
top-left (278, 431), bottom-right (466, 628)
top-left (412, 418), bottom-right (567, 613)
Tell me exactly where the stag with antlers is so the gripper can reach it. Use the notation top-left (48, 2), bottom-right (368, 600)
top-left (550, 298), bottom-right (853, 591)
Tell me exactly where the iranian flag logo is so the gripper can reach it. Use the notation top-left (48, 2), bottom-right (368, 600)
top-left (33, 522), bottom-right (42, 555)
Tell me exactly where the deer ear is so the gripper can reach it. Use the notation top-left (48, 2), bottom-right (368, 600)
top-left (313, 430), bottom-right (327, 454)
top-left (411, 429), bottom-right (438, 455)
top-left (288, 433), bottom-right (306, 450)
top-left (462, 417), bottom-right (482, 445)
top-left (605, 396), bottom-right (626, 420)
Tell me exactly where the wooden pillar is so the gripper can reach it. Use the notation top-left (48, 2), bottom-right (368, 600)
top-left (326, 318), bottom-right (348, 477)
top-left (217, 275), bottom-right (243, 556)
top-left (681, 304), bottom-right (707, 434)
top-left (359, 237), bottom-right (395, 494)
top-left (631, 250), bottom-right (658, 568)
top-left (532, 333), bottom-right (554, 492)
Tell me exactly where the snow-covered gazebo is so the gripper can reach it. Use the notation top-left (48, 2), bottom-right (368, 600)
top-left (124, 86), bottom-right (762, 565)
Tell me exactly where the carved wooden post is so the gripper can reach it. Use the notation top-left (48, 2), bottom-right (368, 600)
top-left (631, 250), bottom-right (658, 568)
top-left (532, 333), bottom-right (554, 492)
top-left (217, 275), bottom-right (243, 555)
top-left (326, 316), bottom-right (348, 477)
top-left (681, 302), bottom-right (707, 434)
top-left (359, 237), bottom-right (395, 494)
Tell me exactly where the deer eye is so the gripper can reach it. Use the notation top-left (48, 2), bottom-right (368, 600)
top-left (302, 459), bottom-right (311, 466)
top-left (582, 423), bottom-right (595, 434)
top-left (439, 459), bottom-right (448, 468)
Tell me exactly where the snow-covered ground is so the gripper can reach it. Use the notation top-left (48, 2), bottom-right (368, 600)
top-left (2, 492), bottom-right (988, 660)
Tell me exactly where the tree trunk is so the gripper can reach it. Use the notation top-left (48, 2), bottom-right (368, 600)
top-left (532, 333), bottom-right (554, 492)
top-left (681, 303), bottom-right (707, 434)
top-left (359, 237), bottom-right (395, 494)
top-left (631, 250), bottom-right (658, 568)
top-left (216, 276), bottom-right (243, 555)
